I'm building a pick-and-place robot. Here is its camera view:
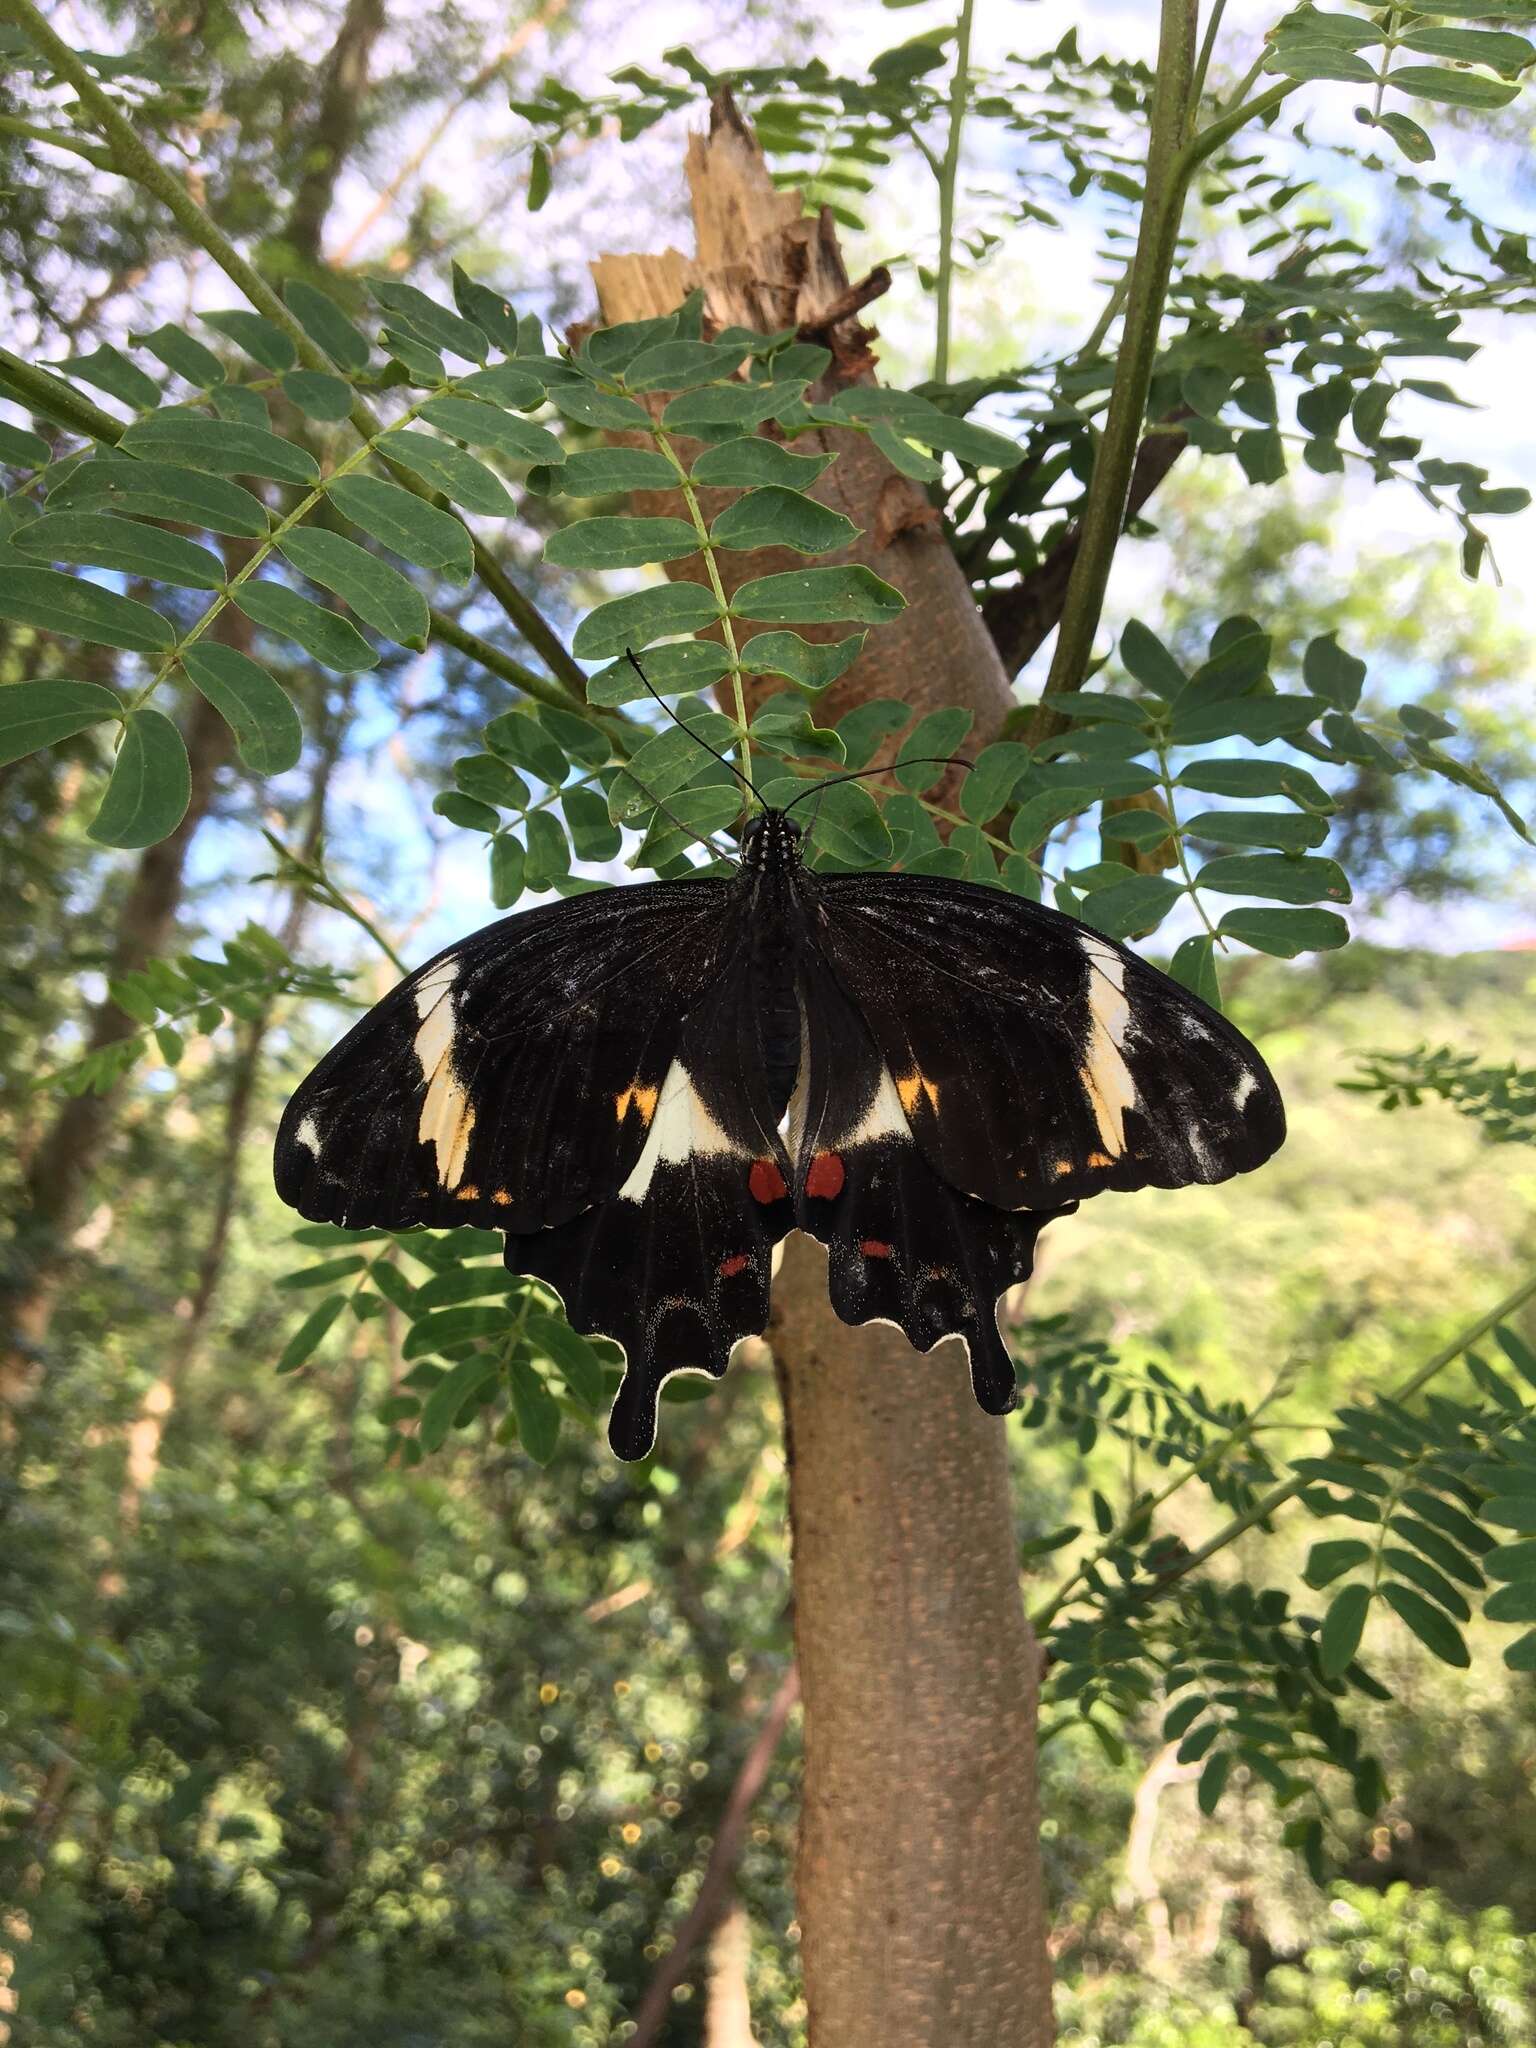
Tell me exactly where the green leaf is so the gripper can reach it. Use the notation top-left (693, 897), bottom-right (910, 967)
top-left (485, 709), bottom-right (568, 785)
top-left (1196, 853), bottom-right (1350, 904)
top-left (629, 784), bottom-right (741, 868)
top-left (199, 310), bottom-right (297, 373)
top-left (510, 1358), bottom-right (562, 1464)
top-left (609, 717), bottom-right (737, 821)
top-left (1303, 633), bottom-right (1366, 711)
top-left (1401, 25), bottom-right (1532, 73)
top-left (734, 565), bottom-right (903, 626)
top-left (1505, 1632), bottom-right (1536, 1672)
top-left (544, 516), bottom-right (701, 570)
top-left (279, 528), bottom-right (429, 648)
top-left (589, 639), bottom-right (731, 707)
top-left (181, 645), bottom-right (302, 774)
top-left (625, 339), bottom-right (751, 389)
top-left (0, 420), bottom-right (51, 467)
top-left (119, 414), bottom-right (319, 487)
top-left (1119, 618), bottom-right (1186, 697)
top-left (1046, 692), bottom-right (1152, 729)
top-left (457, 364), bottom-right (551, 410)
top-left (690, 438), bottom-right (837, 489)
top-left (1385, 1548), bottom-right (1472, 1622)
top-left (549, 385), bottom-right (654, 432)
top-left (534, 447), bottom-right (677, 496)
top-left (528, 141), bottom-right (552, 212)
top-left (1078, 873), bottom-right (1182, 941)
top-left (132, 323), bottom-right (226, 389)
top-left (420, 1355), bottom-right (502, 1450)
top-left (711, 486), bottom-right (859, 554)
top-left (1170, 695), bottom-right (1324, 745)
top-left (1236, 426), bottom-right (1286, 485)
top-left (802, 778), bottom-right (891, 866)
top-left (455, 752), bottom-right (530, 810)
top-left (1198, 1751), bottom-right (1231, 1818)
top-left (1387, 61), bottom-right (1520, 107)
top-left (526, 1310), bottom-right (607, 1412)
top-left (868, 418), bottom-right (943, 481)
top-left (1381, 1582), bottom-right (1470, 1666)
top-left (895, 708), bottom-right (973, 791)
top-left (451, 266), bottom-right (526, 353)
top-left (368, 278), bottom-right (489, 364)
top-left (960, 741), bottom-right (1033, 822)
top-left (328, 475), bottom-right (473, 582)
top-left (285, 280), bottom-right (371, 373)
top-left (49, 459), bottom-right (270, 538)
top-left (434, 790), bottom-right (500, 833)
top-left (563, 784), bottom-right (622, 861)
top-left (13, 511), bottom-right (226, 590)
top-left (1217, 907), bottom-right (1349, 956)
top-left (418, 396), bottom-right (563, 464)
top-left (571, 583), bottom-right (721, 658)
top-left (1008, 787), bottom-right (1095, 850)
top-left (1373, 110), bottom-right (1436, 162)
top-left (58, 344), bottom-right (162, 411)
top-left (523, 808), bottom-right (570, 888)
top-left (0, 678), bottom-right (122, 766)
top-left (1320, 1582), bottom-right (1372, 1677)
top-left (490, 832), bottom-right (525, 908)
top-left (1169, 934), bottom-right (1221, 1008)
top-left (378, 430), bottom-right (515, 515)
top-left (539, 705), bottom-right (611, 769)
top-left (1485, 1541), bottom-right (1536, 1584)
top-left (1178, 757), bottom-right (1334, 811)
top-left (1269, 42), bottom-right (1377, 82)
top-left (1484, 1496), bottom-right (1536, 1535)
top-left (836, 700), bottom-right (911, 770)
top-left (275, 1254), bottom-right (367, 1291)
top-left (234, 581), bottom-right (379, 671)
top-left (661, 384), bottom-right (787, 435)
top-left (739, 630), bottom-right (863, 692)
top-left (1184, 809), bottom-right (1329, 853)
top-left (0, 566), bottom-right (172, 652)
top-left (89, 709), bottom-right (192, 848)
top-left (404, 1304), bottom-right (514, 1360)
top-left (281, 370), bottom-right (354, 422)
top-left (276, 1292), bottom-right (347, 1374)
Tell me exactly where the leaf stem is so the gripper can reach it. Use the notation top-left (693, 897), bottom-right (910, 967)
top-left (652, 423), bottom-right (753, 792)
top-left (261, 829), bottom-right (409, 976)
top-left (933, 0), bottom-right (977, 387)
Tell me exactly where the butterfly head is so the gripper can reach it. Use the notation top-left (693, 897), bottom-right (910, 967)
top-left (740, 809), bottom-right (803, 873)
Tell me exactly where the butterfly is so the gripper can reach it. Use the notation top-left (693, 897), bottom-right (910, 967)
top-left (275, 688), bottom-right (1285, 1461)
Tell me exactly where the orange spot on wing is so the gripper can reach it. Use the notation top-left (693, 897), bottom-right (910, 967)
top-left (491, 1189), bottom-right (514, 1206)
top-left (719, 1253), bottom-right (751, 1279)
top-left (1052, 1159), bottom-right (1074, 1177)
top-left (1085, 1150), bottom-right (1115, 1168)
top-left (895, 1071), bottom-right (941, 1117)
top-left (749, 1158), bottom-right (788, 1204)
top-left (455, 1185), bottom-right (480, 1201)
top-left (805, 1152), bottom-right (845, 1200)
top-left (859, 1238), bottom-right (893, 1260)
top-left (615, 1083), bottom-right (659, 1125)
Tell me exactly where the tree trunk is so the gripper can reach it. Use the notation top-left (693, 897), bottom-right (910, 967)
top-left (2, 684), bottom-right (230, 1404)
top-left (589, 94), bottom-right (1054, 2046)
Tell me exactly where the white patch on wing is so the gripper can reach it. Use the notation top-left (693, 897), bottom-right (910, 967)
top-left (295, 1114), bottom-right (322, 1158)
top-left (1233, 1071), bottom-right (1258, 1109)
top-left (412, 955), bottom-right (475, 1189)
top-left (1079, 936), bottom-right (1137, 1157)
top-left (618, 1060), bottom-right (745, 1206)
top-left (838, 1065), bottom-right (911, 1147)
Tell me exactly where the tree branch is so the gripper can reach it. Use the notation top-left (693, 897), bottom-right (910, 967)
top-left (627, 1663), bottom-right (800, 2048)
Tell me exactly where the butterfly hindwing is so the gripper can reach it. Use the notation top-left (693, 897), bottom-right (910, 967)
top-left (506, 950), bottom-right (796, 1459)
top-left (807, 871), bottom-right (1285, 1212)
top-left (790, 951), bottom-right (1068, 1414)
top-left (275, 880), bottom-right (735, 1234)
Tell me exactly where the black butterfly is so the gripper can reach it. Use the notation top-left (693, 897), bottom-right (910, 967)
top-left (275, 710), bottom-right (1284, 1460)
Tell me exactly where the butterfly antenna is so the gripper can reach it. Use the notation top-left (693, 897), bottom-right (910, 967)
top-left (782, 757), bottom-right (975, 814)
top-left (616, 765), bottom-right (740, 870)
top-left (624, 648), bottom-right (762, 809)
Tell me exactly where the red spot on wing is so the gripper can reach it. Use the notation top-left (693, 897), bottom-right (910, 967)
top-left (749, 1158), bottom-right (788, 1204)
top-left (719, 1252), bottom-right (751, 1279)
top-left (859, 1238), bottom-right (894, 1260)
top-left (804, 1151), bottom-right (845, 1200)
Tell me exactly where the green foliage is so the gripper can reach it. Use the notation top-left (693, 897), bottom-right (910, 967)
top-left (1345, 1044), bottom-right (1536, 1146)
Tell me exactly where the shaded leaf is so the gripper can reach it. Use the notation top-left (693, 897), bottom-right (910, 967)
top-left (88, 709), bottom-right (192, 848)
top-left (0, 677), bottom-right (122, 767)
top-left (181, 645), bottom-right (302, 774)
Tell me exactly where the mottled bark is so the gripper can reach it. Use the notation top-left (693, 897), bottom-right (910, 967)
top-left (590, 92), bottom-right (1054, 2048)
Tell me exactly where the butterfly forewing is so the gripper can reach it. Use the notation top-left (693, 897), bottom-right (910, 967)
top-left (807, 871), bottom-right (1285, 1212)
top-left (275, 880), bottom-right (735, 1233)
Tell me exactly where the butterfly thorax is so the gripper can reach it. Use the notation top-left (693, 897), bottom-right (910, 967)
top-left (740, 808), bottom-right (803, 873)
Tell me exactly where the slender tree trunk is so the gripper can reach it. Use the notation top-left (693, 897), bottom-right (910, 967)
top-left (282, 0), bottom-right (388, 264)
top-left (590, 95), bottom-right (1054, 2045)
top-left (2, 685), bottom-right (230, 1403)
